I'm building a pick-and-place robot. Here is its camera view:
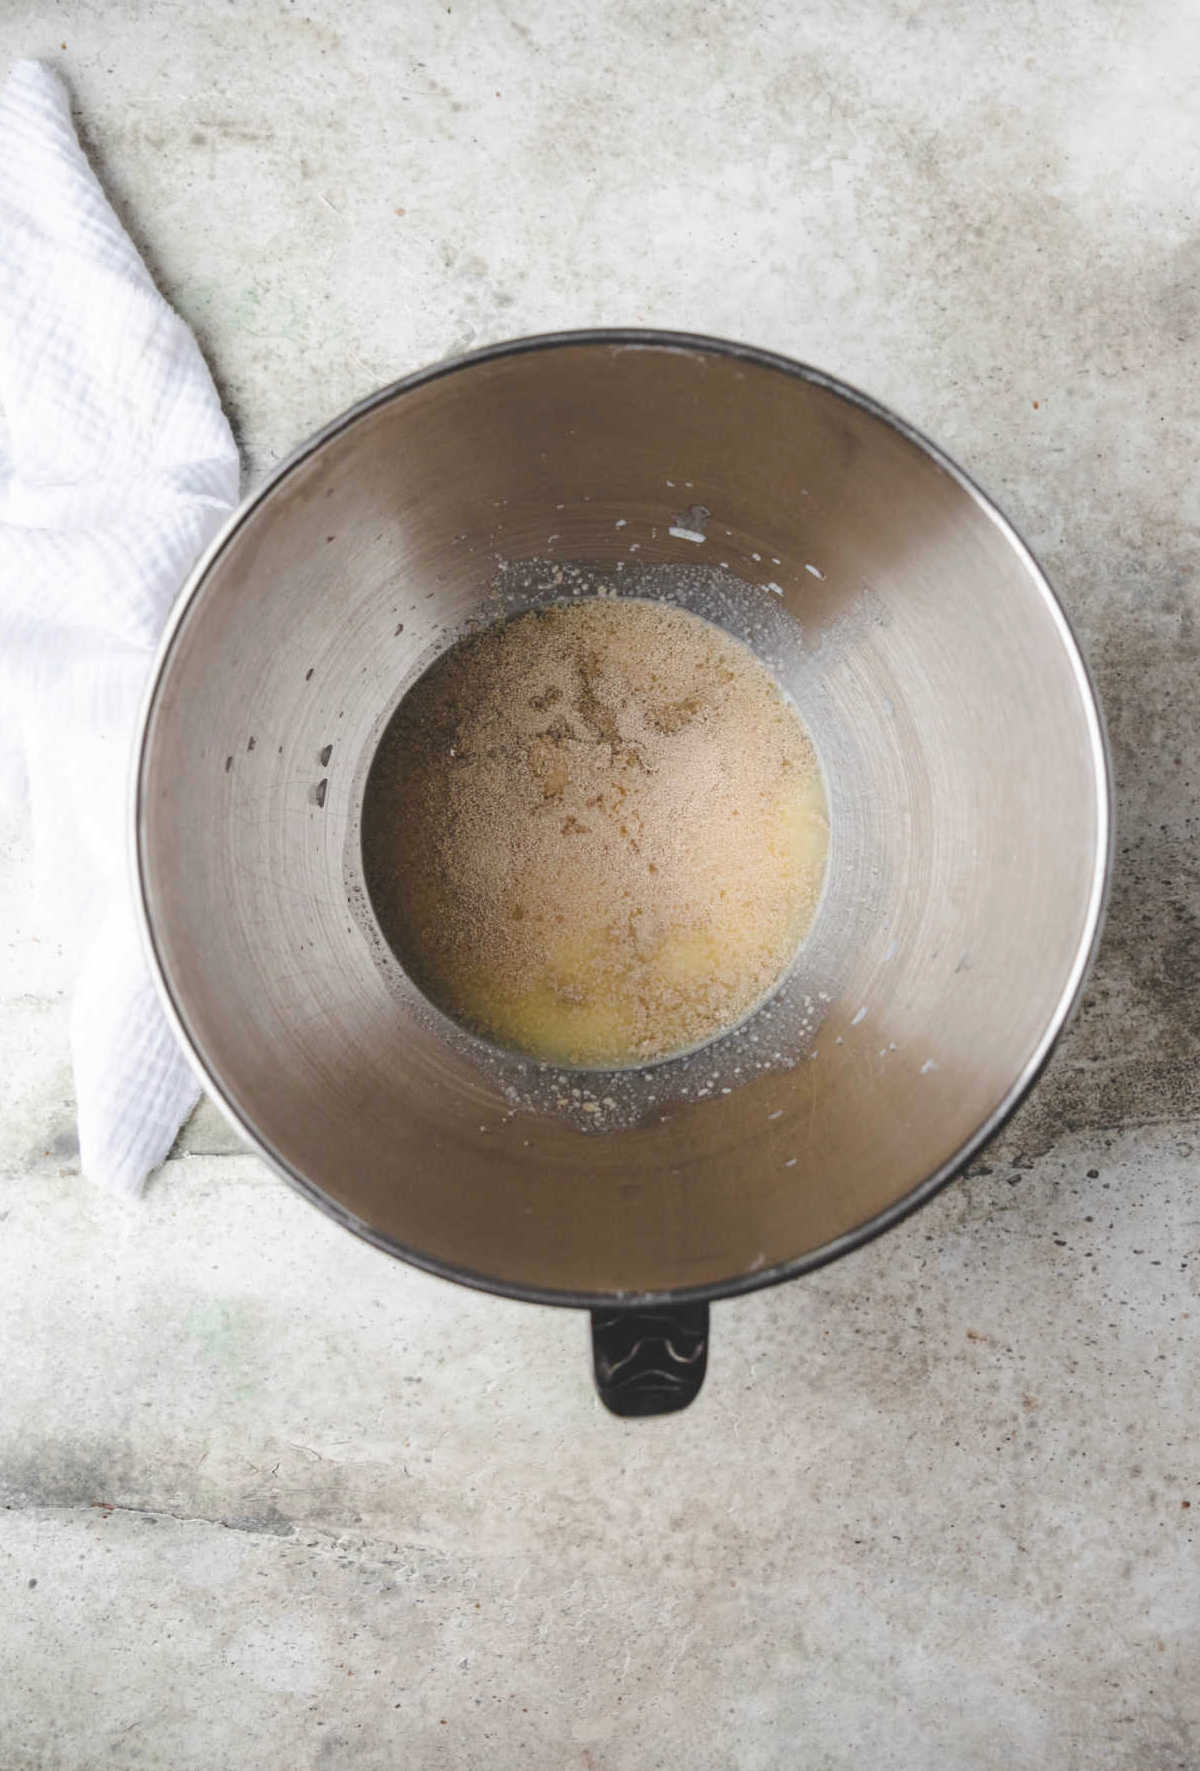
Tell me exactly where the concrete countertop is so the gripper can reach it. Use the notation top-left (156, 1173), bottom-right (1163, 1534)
top-left (1, 4), bottom-right (1197, 1767)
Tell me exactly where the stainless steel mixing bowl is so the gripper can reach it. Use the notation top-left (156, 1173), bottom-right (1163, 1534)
top-left (135, 331), bottom-right (1110, 1414)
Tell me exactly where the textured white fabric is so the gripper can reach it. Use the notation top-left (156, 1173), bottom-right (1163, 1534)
top-left (0, 60), bottom-right (239, 1193)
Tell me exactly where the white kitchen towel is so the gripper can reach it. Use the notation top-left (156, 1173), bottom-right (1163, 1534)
top-left (0, 60), bottom-right (239, 1192)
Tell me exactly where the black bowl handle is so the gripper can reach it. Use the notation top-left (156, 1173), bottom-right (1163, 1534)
top-left (590, 1302), bottom-right (709, 1416)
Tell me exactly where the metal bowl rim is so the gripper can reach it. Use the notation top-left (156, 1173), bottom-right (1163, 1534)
top-left (132, 326), bottom-right (1114, 1310)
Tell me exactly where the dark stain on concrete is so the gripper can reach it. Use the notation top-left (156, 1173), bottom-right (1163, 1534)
top-left (221, 1506), bottom-right (295, 1537)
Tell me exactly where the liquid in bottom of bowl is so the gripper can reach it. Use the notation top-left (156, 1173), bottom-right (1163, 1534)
top-left (361, 597), bottom-right (828, 1067)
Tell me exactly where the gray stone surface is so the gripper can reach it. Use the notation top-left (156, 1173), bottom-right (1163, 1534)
top-left (1, 2), bottom-right (1197, 1767)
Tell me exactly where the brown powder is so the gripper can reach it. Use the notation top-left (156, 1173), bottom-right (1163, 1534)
top-left (362, 598), bottom-right (828, 1066)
